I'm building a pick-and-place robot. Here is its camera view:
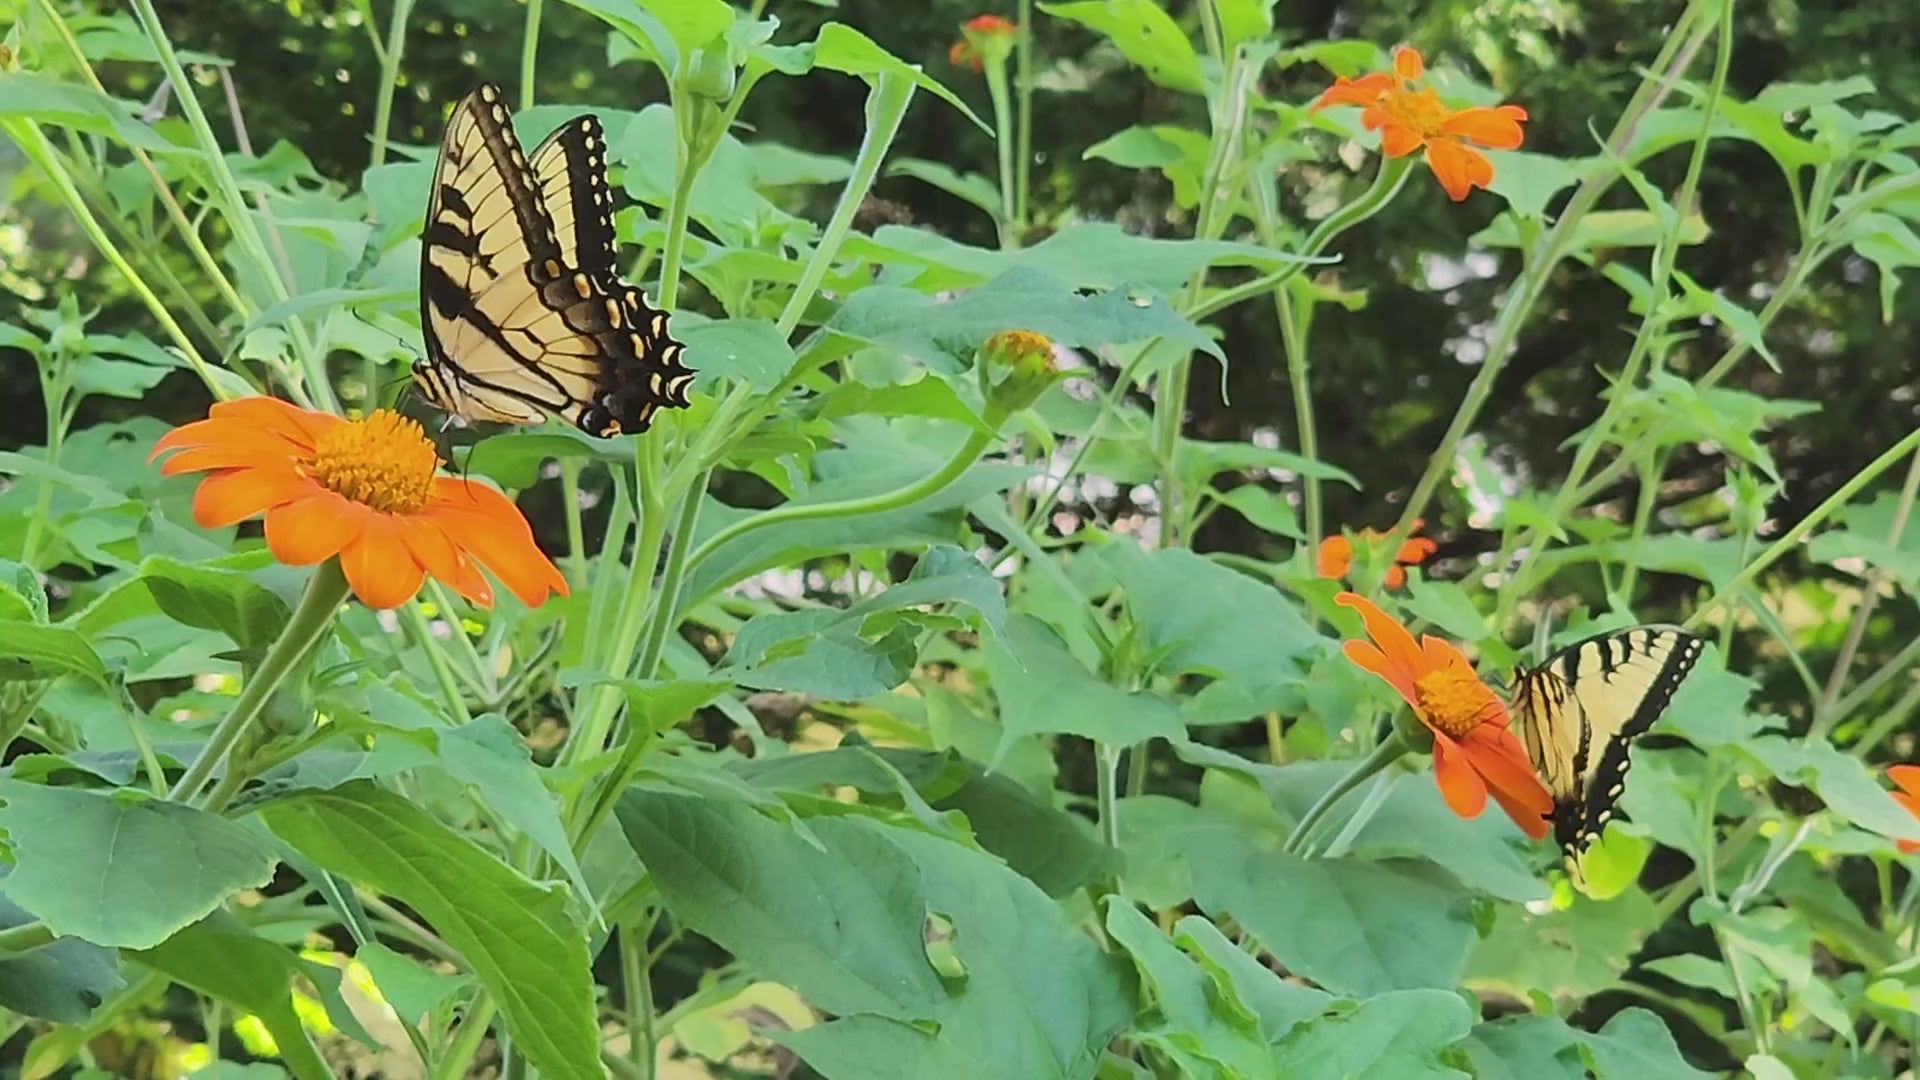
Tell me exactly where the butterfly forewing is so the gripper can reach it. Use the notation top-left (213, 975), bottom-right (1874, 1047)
top-left (414, 82), bottom-right (696, 437)
top-left (1513, 625), bottom-right (1706, 871)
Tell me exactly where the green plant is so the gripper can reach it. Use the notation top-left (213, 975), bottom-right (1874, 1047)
top-left (2, 0), bottom-right (1920, 1077)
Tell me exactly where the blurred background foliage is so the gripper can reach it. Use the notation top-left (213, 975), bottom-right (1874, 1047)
top-left (3, 0), bottom-right (1916, 704)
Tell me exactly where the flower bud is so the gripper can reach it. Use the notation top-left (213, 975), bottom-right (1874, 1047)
top-left (980, 329), bottom-right (1064, 424)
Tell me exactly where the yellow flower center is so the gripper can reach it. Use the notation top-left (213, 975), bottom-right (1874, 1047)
top-left (1412, 666), bottom-right (1492, 738)
top-left (306, 410), bottom-right (438, 514)
top-left (1385, 86), bottom-right (1450, 139)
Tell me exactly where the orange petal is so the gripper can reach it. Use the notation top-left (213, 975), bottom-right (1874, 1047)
top-left (1313, 73), bottom-right (1393, 111)
top-left (1890, 764), bottom-right (1920, 798)
top-left (1396, 536), bottom-right (1438, 564)
top-left (1459, 724), bottom-right (1554, 821)
top-left (1383, 565), bottom-right (1407, 589)
top-left (397, 517), bottom-right (494, 610)
top-left (191, 467), bottom-right (308, 528)
top-left (151, 418), bottom-right (308, 463)
top-left (1391, 46), bottom-right (1424, 81)
top-left (154, 431), bottom-right (311, 477)
top-left (1342, 639), bottom-right (1419, 712)
top-left (206, 395), bottom-right (341, 452)
top-left (1317, 535), bottom-right (1353, 579)
top-left (1423, 138), bottom-right (1492, 201)
top-left (1377, 119), bottom-right (1425, 159)
top-left (1431, 732), bottom-right (1490, 820)
top-left (427, 505), bottom-right (568, 608)
top-left (1336, 591), bottom-right (1427, 684)
top-left (1441, 104), bottom-right (1528, 149)
top-left (265, 491), bottom-right (368, 566)
top-left (339, 516), bottom-right (427, 610)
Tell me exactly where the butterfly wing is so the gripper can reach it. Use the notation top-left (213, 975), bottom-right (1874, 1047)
top-left (1514, 625), bottom-right (1705, 870)
top-left (415, 84), bottom-right (693, 436)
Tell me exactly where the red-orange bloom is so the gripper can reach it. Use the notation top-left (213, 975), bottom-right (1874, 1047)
top-left (949, 13), bottom-right (1017, 73)
top-left (1336, 592), bottom-right (1553, 838)
top-left (1318, 518), bottom-right (1439, 590)
top-left (1311, 45), bottom-right (1528, 201)
top-left (150, 397), bottom-right (568, 612)
top-left (1890, 766), bottom-right (1920, 853)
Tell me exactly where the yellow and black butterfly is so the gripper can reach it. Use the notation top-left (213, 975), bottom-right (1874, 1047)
top-left (415, 82), bottom-right (694, 437)
top-left (1513, 625), bottom-right (1705, 877)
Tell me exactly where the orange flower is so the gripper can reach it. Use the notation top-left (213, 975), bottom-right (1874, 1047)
top-left (1311, 45), bottom-right (1528, 201)
top-left (1889, 766), bottom-right (1920, 853)
top-left (949, 13), bottom-right (1017, 73)
top-left (150, 397), bottom-right (568, 612)
top-left (1336, 592), bottom-right (1552, 837)
top-left (1318, 519), bottom-right (1438, 589)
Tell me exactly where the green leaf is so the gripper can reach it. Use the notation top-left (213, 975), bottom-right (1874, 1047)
top-left (133, 912), bottom-right (334, 1080)
top-left (0, 558), bottom-right (47, 622)
top-left (1482, 150), bottom-right (1583, 219)
top-left (1269, 989), bottom-right (1472, 1079)
top-left (805, 24), bottom-right (990, 134)
top-left (258, 782), bottom-right (599, 1080)
top-left (776, 823), bottom-right (1133, 1079)
top-left (1466, 889), bottom-right (1663, 1001)
top-left (1453, 1014), bottom-right (1585, 1080)
top-left (679, 317), bottom-right (794, 389)
top-left (558, 675), bottom-right (732, 741)
top-left (0, 783), bottom-right (276, 949)
top-left (827, 266), bottom-right (1223, 372)
top-left (0, 73), bottom-right (194, 154)
top-left (1040, 1), bottom-right (1205, 95)
top-left (1578, 1007), bottom-right (1713, 1079)
top-left (1084, 125), bottom-right (1210, 208)
top-left (1210, 484), bottom-right (1302, 539)
top-left (861, 222), bottom-right (1314, 294)
top-left (0, 870), bottom-right (124, 1023)
top-left (1173, 914), bottom-right (1333, 1042)
top-left (0, 622), bottom-right (110, 686)
top-left (1402, 578), bottom-right (1491, 646)
top-left (1741, 737), bottom-right (1920, 846)
top-left (820, 377), bottom-right (993, 433)
top-left (1190, 845), bottom-right (1475, 997)
top-left (727, 613), bottom-right (919, 698)
top-left (889, 158), bottom-right (1002, 220)
top-left (438, 714), bottom-right (594, 908)
top-left (354, 940), bottom-right (473, 1028)
top-left (561, 0), bottom-right (728, 67)
top-left (983, 615), bottom-right (1186, 763)
top-left (614, 789), bottom-right (947, 1020)
top-left (461, 429), bottom-right (637, 489)
top-left (1105, 903), bottom-right (1285, 1078)
top-left (138, 555), bottom-right (293, 660)
top-left (1211, 0), bottom-right (1277, 49)
top-left (1104, 544), bottom-right (1321, 694)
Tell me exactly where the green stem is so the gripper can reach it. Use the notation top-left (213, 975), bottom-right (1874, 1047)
top-left (683, 427), bottom-right (996, 583)
top-left (559, 456), bottom-right (588, 589)
top-left (985, 57), bottom-right (1017, 241)
top-left (632, 481), bottom-right (704, 680)
top-left (432, 994), bottom-right (497, 1080)
top-left (1013, 0), bottom-right (1033, 236)
top-left (1096, 742), bottom-right (1123, 853)
top-left (519, 0), bottom-right (544, 113)
top-left (168, 560), bottom-right (349, 802)
top-left (400, 599), bottom-right (475, 724)
top-left (1685, 425), bottom-right (1920, 631)
top-left (1811, 446), bottom-right (1920, 738)
top-left (0, 919), bottom-right (55, 956)
top-left (1280, 732), bottom-right (1409, 855)
top-left (368, 0), bottom-right (415, 168)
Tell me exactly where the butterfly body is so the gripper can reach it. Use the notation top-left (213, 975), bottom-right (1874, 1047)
top-left (1512, 625), bottom-right (1705, 876)
top-left (416, 83), bottom-right (694, 437)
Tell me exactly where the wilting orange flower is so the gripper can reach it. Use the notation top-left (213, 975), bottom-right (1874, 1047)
top-left (1318, 518), bottom-right (1439, 589)
top-left (1336, 592), bottom-right (1552, 837)
top-left (150, 396), bottom-right (567, 611)
top-left (949, 13), bottom-right (1018, 72)
top-left (1889, 766), bottom-right (1920, 853)
top-left (1311, 45), bottom-right (1528, 201)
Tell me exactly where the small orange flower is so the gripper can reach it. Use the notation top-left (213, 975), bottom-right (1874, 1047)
top-left (1889, 766), bottom-right (1920, 853)
top-left (1318, 519), bottom-right (1439, 590)
top-left (150, 396), bottom-right (568, 611)
top-left (949, 13), bottom-right (1017, 73)
top-left (1336, 592), bottom-right (1552, 837)
top-left (1311, 45), bottom-right (1528, 201)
